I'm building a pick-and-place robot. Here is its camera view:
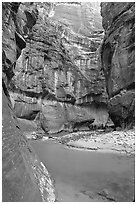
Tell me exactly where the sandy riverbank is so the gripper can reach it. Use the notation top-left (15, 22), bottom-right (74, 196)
top-left (19, 116), bottom-right (135, 155)
top-left (53, 129), bottom-right (135, 155)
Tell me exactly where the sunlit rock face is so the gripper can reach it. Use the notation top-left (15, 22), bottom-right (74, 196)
top-left (2, 2), bottom-right (55, 202)
top-left (100, 2), bottom-right (135, 128)
top-left (8, 2), bottom-right (109, 133)
top-left (51, 2), bottom-right (102, 36)
top-left (52, 2), bottom-right (106, 94)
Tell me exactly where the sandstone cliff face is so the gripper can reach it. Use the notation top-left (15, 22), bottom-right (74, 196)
top-left (100, 2), bottom-right (135, 128)
top-left (7, 2), bottom-right (109, 134)
top-left (2, 3), bottom-right (55, 201)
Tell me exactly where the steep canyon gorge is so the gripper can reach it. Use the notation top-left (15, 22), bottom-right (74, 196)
top-left (2, 2), bottom-right (135, 202)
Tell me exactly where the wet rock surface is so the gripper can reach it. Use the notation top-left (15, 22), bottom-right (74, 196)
top-left (100, 2), bottom-right (135, 127)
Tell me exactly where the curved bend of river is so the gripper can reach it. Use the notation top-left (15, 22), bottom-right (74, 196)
top-left (30, 139), bottom-right (135, 202)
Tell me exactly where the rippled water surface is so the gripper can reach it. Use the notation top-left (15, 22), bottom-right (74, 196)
top-left (30, 139), bottom-right (135, 202)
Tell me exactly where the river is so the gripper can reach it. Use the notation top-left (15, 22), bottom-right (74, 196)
top-left (30, 139), bottom-right (135, 202)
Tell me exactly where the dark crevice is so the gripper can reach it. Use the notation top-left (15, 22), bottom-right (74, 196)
top-left (2, 79), bottom-right (9, 98)
top-left (24, 10), bottom-right (37, 29)
top-left (126, 82), bottom-right (135, 90)
top-left (15, 32), bottom-right (26, 50)
top-left (17, 110), bottom-right (40, 120)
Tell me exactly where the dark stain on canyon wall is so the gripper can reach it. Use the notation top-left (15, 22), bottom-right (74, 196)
top-left (2, 2), bottom-right (55, 201)
top-left (100, 2), bottom-right (135, 128)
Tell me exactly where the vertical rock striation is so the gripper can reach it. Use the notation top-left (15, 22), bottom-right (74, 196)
top-left (100, 2), bottom-right (135, 128)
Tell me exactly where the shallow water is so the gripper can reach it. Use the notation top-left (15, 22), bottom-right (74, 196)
top-left (30, 139), bottom-right (135, 202)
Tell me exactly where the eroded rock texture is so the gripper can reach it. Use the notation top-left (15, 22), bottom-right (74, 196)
top-left (7, 2), bottom-right (109, 133)
top-left (100, 2), bottom-right (135, 128)
top-left (2, 3), bottom-right (55, 201)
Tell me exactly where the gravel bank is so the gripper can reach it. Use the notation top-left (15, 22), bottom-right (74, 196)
top-left (54, 129), bottom-right (135, 155)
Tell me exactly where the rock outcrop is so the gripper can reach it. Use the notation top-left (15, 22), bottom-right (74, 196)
top-left (100, 2), bottom-right (135, 128)
top-left (7, 2), bottom-right (109, 134)
top-left (2, 3), bottom-right (55, 201)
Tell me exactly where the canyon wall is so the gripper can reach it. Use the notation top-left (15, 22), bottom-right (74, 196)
top-left (100, 2), bottom-right (135, 128)
top-left (7, 2), bottom-right (109, 133)
top-left (2, 3), bottom-right (55, 201)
